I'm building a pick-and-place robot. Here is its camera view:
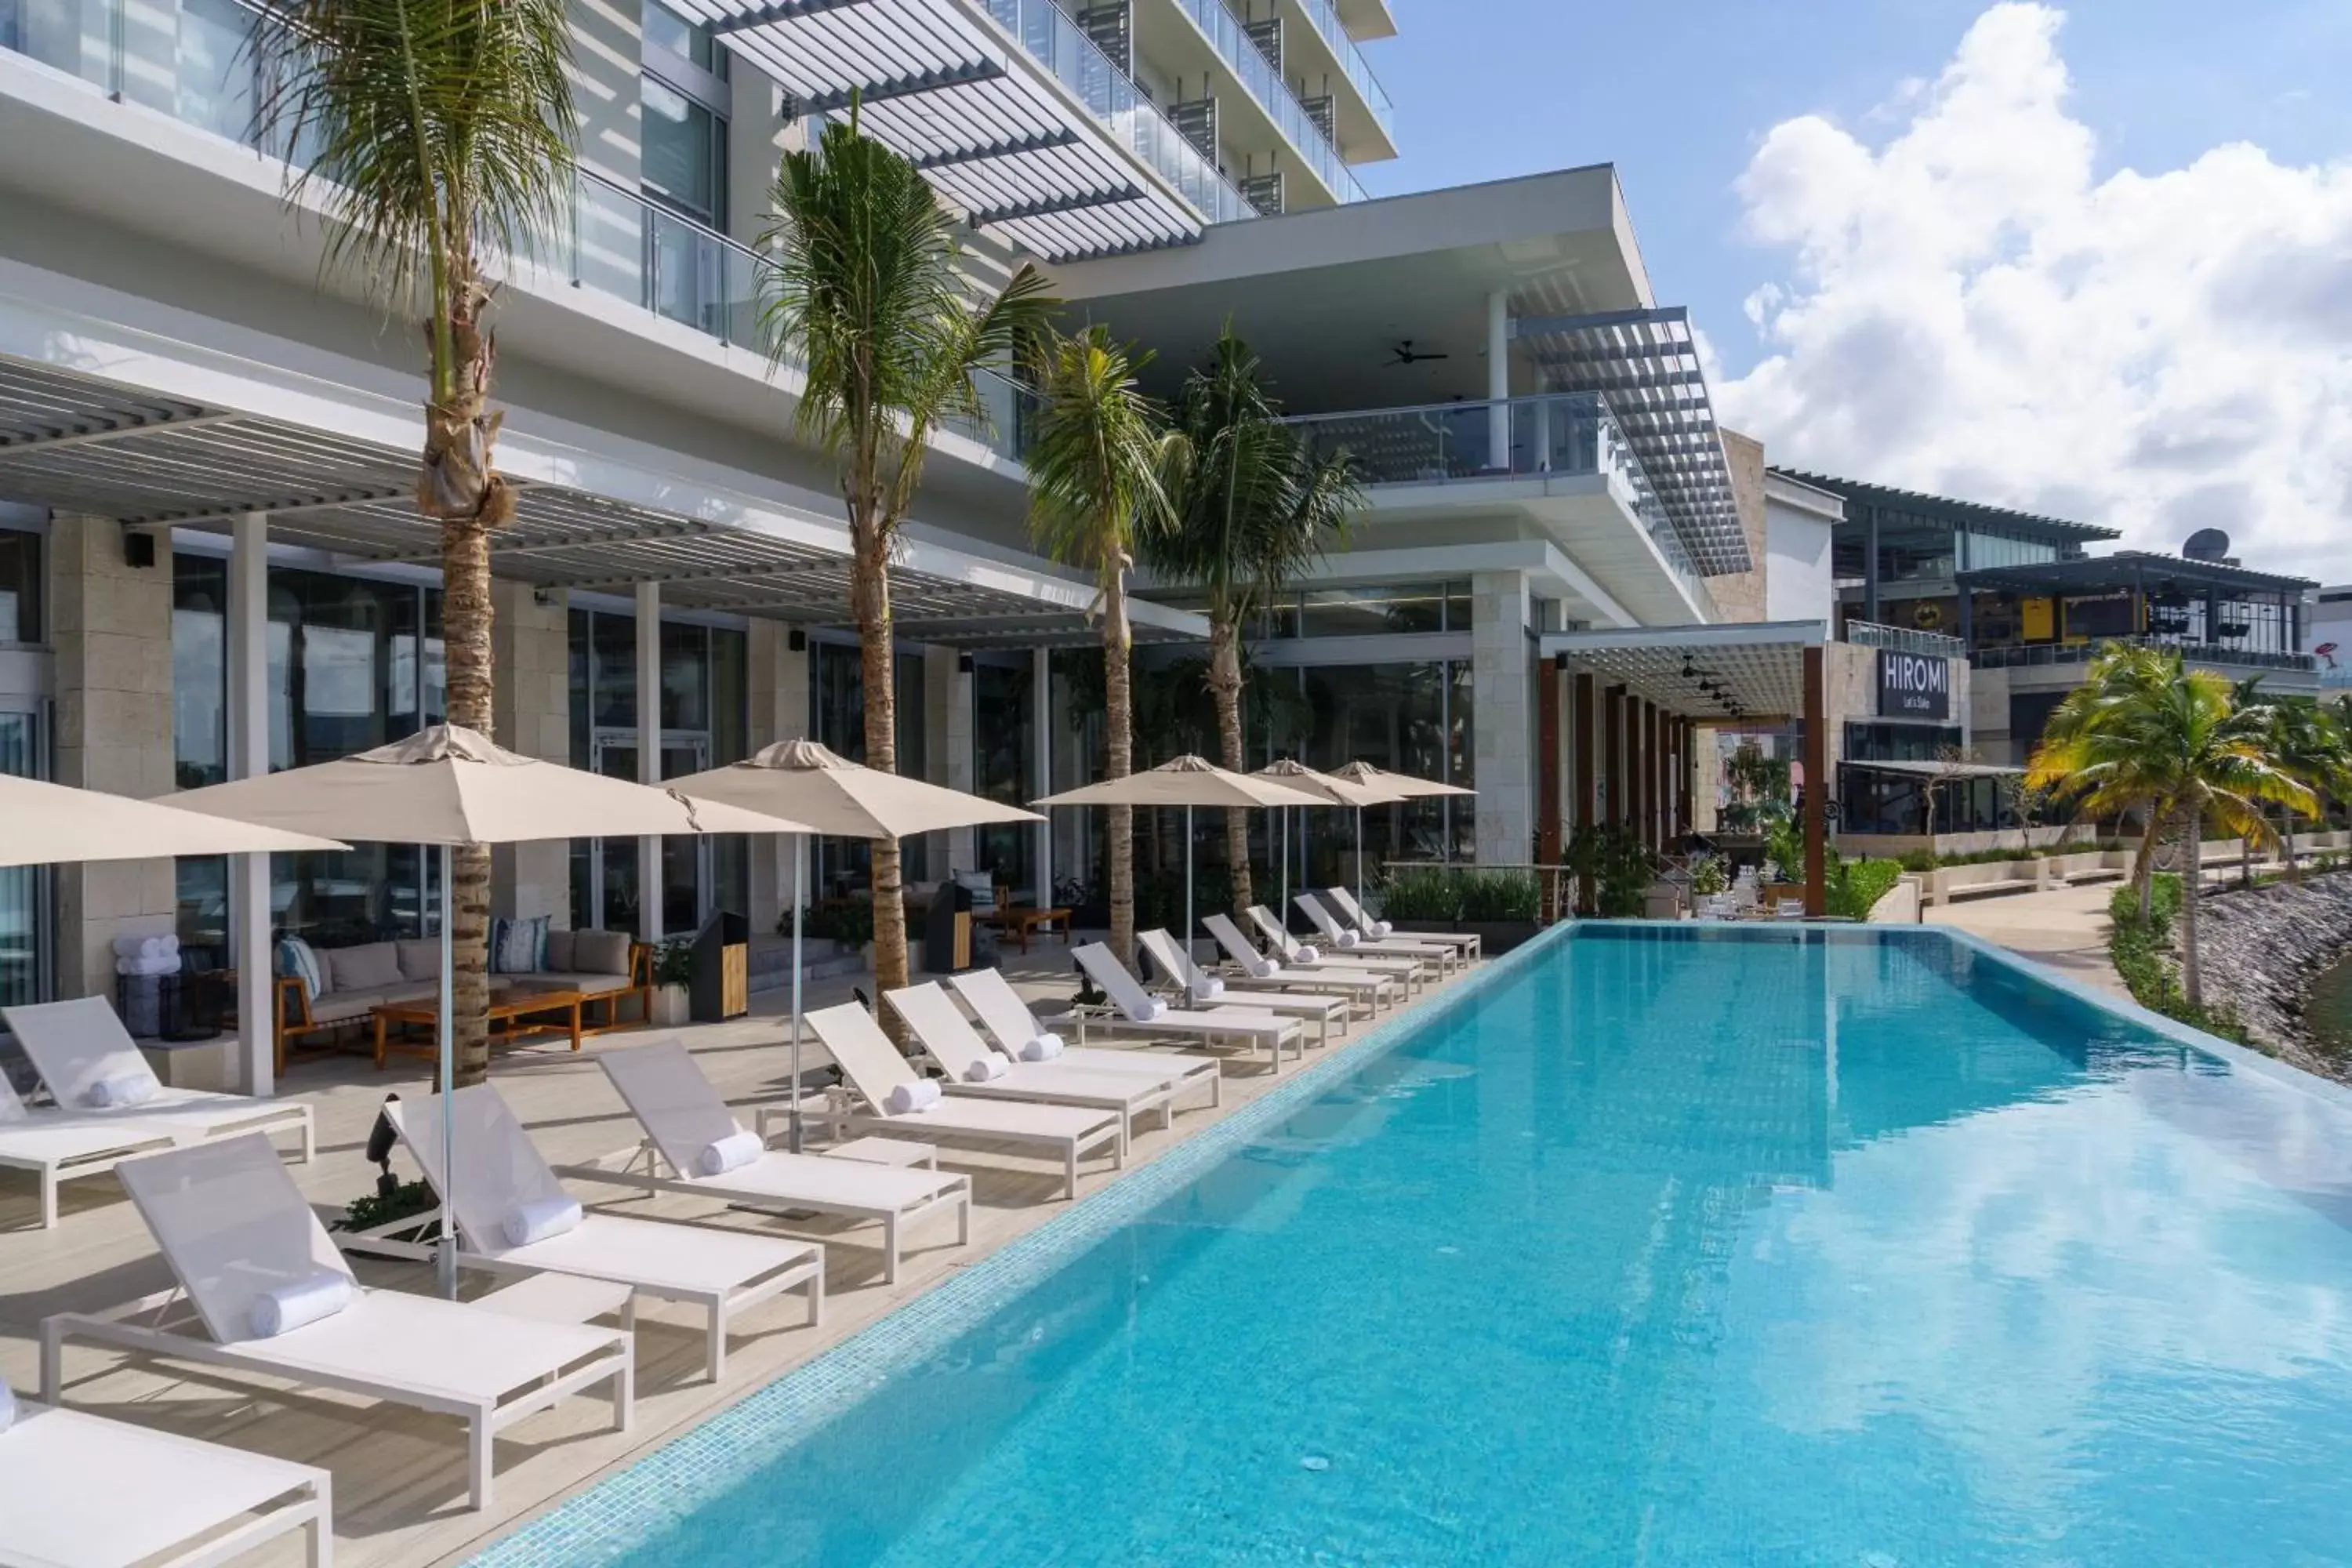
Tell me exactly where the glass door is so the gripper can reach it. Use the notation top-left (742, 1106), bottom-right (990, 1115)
top-left (0, 710), bottom-right (47, 1007)
top-left (582, 731), bottom-right (712, 936)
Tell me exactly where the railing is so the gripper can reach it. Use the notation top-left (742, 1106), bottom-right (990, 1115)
top-left (1282, 393), bottom-right (1715, 615)
top-left (982, 0), bottom-right (1257, 227)
top-left (1972, 637), bottom-right (2317, 673)
top-left (1292, 0), bottom-right (1395, 136)
top-left (1166, 0), bottom-right (1368, 204)
top-left (1844, 621), bottom-right (1966, 659)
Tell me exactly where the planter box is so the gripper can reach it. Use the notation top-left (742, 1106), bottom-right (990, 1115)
top-left (1390, 917), bottom-right (1541, 954)
top-left (648, 985), bottom-right (691, 1029)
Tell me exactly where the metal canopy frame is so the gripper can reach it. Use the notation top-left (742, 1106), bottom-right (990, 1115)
top-left (1513, 306), bottom-right (1751, 578)
top-left (673, 0), bottom-right (1207, 261)
top-left (0, 354), bottom-right (1200, 647)
top-left (1957, 552), bottom-right (2315, 599)
top-left (1777, 469), bottom-right (2122, 547)
top-left (1537, 620), bottom-right (1830, 724)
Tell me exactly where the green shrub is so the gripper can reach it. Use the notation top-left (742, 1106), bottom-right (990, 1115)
top-left (1380, 866), bottom-right (1463, 922)
top-left (650, 937), bottom-right (695, 988)
top-left (1567, 826), bottom-right (1655, 918)
top-left (2104, 873), bottom-right (2243, 1041)
top-left (1825, 858), bottom-right (1904, 921)
top-left (1457, 869), bottom-right (1541, 922)
top-left (337, 1178), bottom-right (438, 1236)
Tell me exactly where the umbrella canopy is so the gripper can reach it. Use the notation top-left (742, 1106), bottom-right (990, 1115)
top-left (1253, 759), bottom-right (1411, 808)
top-left (0, 772), bottom-right (347, 869)
top-left (164, 725), bottom-right (818, 846)
top-left (1036, 754), bottom-right (1326, 811)
top-left (1328, 760), bottom-right (1475, 800)
top-left (670, 739), bottom-right (1042, 840)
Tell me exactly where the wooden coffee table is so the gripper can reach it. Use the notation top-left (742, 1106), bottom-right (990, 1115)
top-left (371, 988), bottom-right (586, 1069)
top-left (985, 905), bottom-right (1073, 954)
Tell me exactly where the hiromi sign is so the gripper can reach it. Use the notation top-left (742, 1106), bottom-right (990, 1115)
top-left (1878, 649), bottom-right (1951, 720)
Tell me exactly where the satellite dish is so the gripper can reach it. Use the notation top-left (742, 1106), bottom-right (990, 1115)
top-left (2183, 528), bottom-right (2231, 562)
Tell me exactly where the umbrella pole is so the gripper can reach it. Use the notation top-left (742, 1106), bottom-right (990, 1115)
top-left (1184, 804), bottom-right (1195, 984)
top-left (1281, 808), bottom-right (1289, 924)
top-left (789, 833), bottom-right (804, 1155)
top-left (436, 843), bottom-right (456, 1301)
top-left (1356, 804), bottom-right (1365, 914)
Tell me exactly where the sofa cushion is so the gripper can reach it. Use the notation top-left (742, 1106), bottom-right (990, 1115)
top-left (307, 989), bottom-right (380, 1023)
top-left (396, 938), bottom-right (441, 982)
top-left (543, 928), bottom-right (574, 975)
top-left (491, 915), bottom-right (550, 975)
top-left (274, 936), bottom-right (322, 1004)
top-left (327, 942), bottom-right (401, 993)
top-left (513, 971), bottom-right (633, 998)
top-left (572, 930), bottom-right (632, 977)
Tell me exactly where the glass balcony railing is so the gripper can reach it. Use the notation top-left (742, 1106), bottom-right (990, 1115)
top-left (1167, 0), bottom-right (1368, 204)
top-left (1292, 0), bottom-right (1395, 137)
top-left (1284, 394), bottom-right (1716, 614)
top-left (982, 0), bottom-right (1255, 227)
top-left (1972, 638), bottom-right (2316, 674)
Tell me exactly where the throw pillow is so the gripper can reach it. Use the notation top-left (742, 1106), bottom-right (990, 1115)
top-left (492, 916), bottom-right (549, 975)
top-left (543, 927), bottom-right (575, 975)
top-left (274, 935), bottom-right (322, 1004)
top-left (573, 929), bottom-right (632, 978)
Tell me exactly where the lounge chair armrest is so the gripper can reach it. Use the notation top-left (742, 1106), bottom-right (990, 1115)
top-left (274, 974), bottom-right (314, 1029)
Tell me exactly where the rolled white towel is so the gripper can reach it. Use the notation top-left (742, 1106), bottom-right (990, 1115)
top-left (0, 1377), bottom-right (14, 1434)
top-left (249, 1271), bottom-right (352, 1339)
top-left (698, 1130), bottom-right (763, 1176)
top-left (502, 1196), bottom-right (583, 1249)
top-left (148, 935), bottom-right (177, 959)
top-left (114, 953), bottom-right (180, 978)
top-left (1368, 920), bottom-right (1392, 939)
top-left (110, 934), bottom-right (149, 960)
top-left (1293, 944), bottom-right (1320, 964)
top-left (84, 1072), bottom-right (155, 1109)
top-left (965, 1052), bottom-right (1010, 1083)
top-left (885, 1078), bottom-right (943, 1114)
top-left (1334, 931), bottom-right (1361, 950)
top-left (1243, 953), bottom-right (1277, 980)
top-left (1019, 1033), bottom-right (1065, 1062)
top-left (1130, 997), bottom-right (1167, 1023)
top-left (1192, 976), bottom-right (1225, 1001)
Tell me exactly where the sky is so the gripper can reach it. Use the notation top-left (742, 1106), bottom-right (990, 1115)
top-left (1358, 0), bottom-right (2352, 579)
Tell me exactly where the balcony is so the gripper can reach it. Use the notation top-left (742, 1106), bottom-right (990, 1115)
top-left (1972, 637), bottom-right (2317, 676)
top-left (1289, 0), bottom-right (1396, 154)
top-left (1284, 393), bottom-right (1715, 617)
top-left (1153, 0), bottom-right (1369, 206)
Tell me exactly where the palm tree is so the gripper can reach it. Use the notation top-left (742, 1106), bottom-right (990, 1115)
top-left (1023, 326), bottom-right (1180, 967)
top-left (2035, 660), bottom-right (2311, 1006)
top-left (256, 0), bottom-right (575, 1086)
top-left (1146, 331), bottom-right (1360, 913)
top-left (2264, 698), bottom-right (2352, 880)
top-left (759, 104), bottom-right (1053, 1004)
top-left (2033, 642), bottom-right (2180, 918)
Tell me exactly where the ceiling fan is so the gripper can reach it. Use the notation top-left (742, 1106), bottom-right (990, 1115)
top-left (1387, 340), bottom-right (1450, 366)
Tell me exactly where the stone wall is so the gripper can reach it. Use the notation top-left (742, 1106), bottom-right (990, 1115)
top-left (1701, 429), bottom-right (1769, 623)
top-left (2195, 873), bottom-right (2352, 1085)
top-left (490, 580), bottom-right (572, 924)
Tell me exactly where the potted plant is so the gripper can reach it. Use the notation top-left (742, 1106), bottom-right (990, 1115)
top-left (648, 938), bottom-right (695, 1028)
top-left (1380, 867), bottom-right (1544, 953)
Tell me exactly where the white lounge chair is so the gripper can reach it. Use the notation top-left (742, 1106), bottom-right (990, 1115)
top-left (886, 983), bottom-right (1183, 1156)
top-left (1136, 929), bottom-right (1350, 1043)
top-left (1323, 885), bottom-right (1483, 963)
top-left (1247, 906), bottom-right (1427, 991)
top-left (943, 967), bottom-right (1225, 1110)
top-left (0, 1072), bottom-right (177, 1230)
top-left (1071, 943), bottom-right (1304, 1073)
top-left (556, 1040), bottom-right (971, 1285)
top-left (381, 1085), bottom-right (823, 1381)
top-left (804, 1003), bottom-right (1126, 1200)
top-left (0, 1396), bottom-right (333, 1568)
top-left (41, 1134), bottom-right (632, 1512)
top-left (1200, 913), bottom-right (1399, 1014)
top-left (2, 996), bottom-right (314, 1163)
top-left (1294, 894), bottom-right (1457, 973)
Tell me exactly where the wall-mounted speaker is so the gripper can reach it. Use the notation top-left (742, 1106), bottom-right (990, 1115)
top-left (788, 628), bottom-right (808, 652)
top-left (122, 528), bottom-right (156, 568)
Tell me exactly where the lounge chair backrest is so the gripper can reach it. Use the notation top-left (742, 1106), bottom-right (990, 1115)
top-left (945, 967), bottom-right (1044, 1054)
top-left (113, 1134), bottom-right (354, 1346)
top-left (1293, 894), bottom-right (1345, 941)
top-left (2, 996), bottom-right (158, 1108)
top-left (1202, 913), bottom-right (1261, 967)
top-left (884, 984), bottom-right (995, 1081)
top-left (1247, 906), bottom-right (1304, 959)
top-left (0, 1073), bottom-right (26, 1125)
top-left (1135, 929), bottom-right (1209, 993)
top-left (599, 1040), bottom-right (745, 1178)
top-left (804, 1003), bottom-right (920, 1112)
top-left (1071, 944), bottom-right (1156, 1021)
top-left (389, 1086), bottom-right (568, 1254)
top-left (1324, 887), bottom-right (1372, 927)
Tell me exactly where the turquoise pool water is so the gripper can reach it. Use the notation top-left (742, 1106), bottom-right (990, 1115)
top-left (506, 927), bottom-right (2352, 1566)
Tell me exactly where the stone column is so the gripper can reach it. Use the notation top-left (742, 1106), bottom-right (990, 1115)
top-left (746, 620), bottom-right (810, 936)
top-left (49, 515), bottom-right (176, 1003)
top-left (924, 646), bottom-right (975, 872)
top-left (490, 580), bottom-right (572, 925)
top-left (1469, 571), bottom-right (1532, 865)
top-left (228, 514), bottom-right (271, 1094)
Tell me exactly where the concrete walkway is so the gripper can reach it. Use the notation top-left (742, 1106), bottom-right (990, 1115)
top-left (1923, 882), bottom-right (2128, 1000)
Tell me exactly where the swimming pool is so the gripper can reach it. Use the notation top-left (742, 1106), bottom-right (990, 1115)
top-left (485, 926), bottom-right (2352, 1566)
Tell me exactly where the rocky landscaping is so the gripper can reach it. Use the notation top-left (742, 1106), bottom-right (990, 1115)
top-left (2196, 871), bottom-right (2352, 1086)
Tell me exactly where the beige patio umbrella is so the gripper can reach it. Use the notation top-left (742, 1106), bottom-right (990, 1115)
top-left (1036, 756), bottom-right (1324, 969)
top-left (0, 771), bottom-right (346, 868)
top-left (167, 724), bottom-right (817, 1290)
top-left (670, 739), bottom-right (1044, 1150)
top-left (1252, 760), bottom-right (1410, 916)
top-left (1328, 760), bottom-right (1476, 908)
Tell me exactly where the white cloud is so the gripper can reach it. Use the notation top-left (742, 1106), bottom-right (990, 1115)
top-left (1717, 3), bottom-right (2352, 581)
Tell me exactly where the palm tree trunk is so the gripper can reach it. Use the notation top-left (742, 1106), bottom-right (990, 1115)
top-left (2132, 799), bottom-right (2162, 921)
top-left (848, 513), bottom-right (909, 1020)
top-left (1207, 616), bottom-right (1252, 915)
top-left (1103, 574), bottom-right (1135, 969)
top-left (2180, 808), bottom-right (2205, 1007)
top-left (420, 289), bottom-right (513, 1090)
top-left (2282, 808), bottom-right (2298, 884)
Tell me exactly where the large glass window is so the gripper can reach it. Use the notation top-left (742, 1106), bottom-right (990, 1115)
top-left (0, 529), bottom-right (38, 644)
top-left (644, 0), bottom-right (726, 74)
top-left (1296, 583), bottom-right (1454, 638)
top-left (809, 641), bottom-right (926, 895)
top-left (972, 658), bottom-right (1036, 899)
top-left (0, 710), bottom-right (43, 1007)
